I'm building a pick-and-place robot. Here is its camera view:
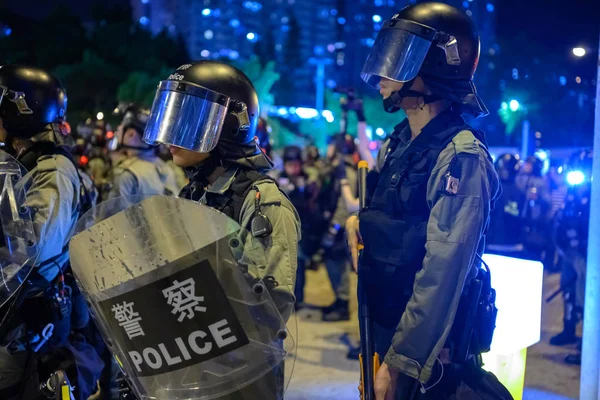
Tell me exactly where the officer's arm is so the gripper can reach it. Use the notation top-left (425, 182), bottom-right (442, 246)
top-left (384, 141), bottom-right (492, 383)
top-left (239, 183), bottom-right (301, 322)
top-left (107, 170), bottom-right (138, 200)
top-left (23, 158), bottom-right (78, 268)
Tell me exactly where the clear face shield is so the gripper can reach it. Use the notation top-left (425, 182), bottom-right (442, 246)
top-left (143, 81), bottom-right (250, 154)
top-left (360, 19), bottom-right (437, 89)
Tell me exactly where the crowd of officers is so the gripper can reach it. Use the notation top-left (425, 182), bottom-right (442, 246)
top-left (0, 2), bottom-right (588, 399)
top-left (489, 150), bottom-right (592, 365)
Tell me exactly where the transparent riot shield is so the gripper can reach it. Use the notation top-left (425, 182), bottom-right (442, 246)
top-left (0, 150), bottom-right (38, 307)
top-left (69, 195), bottom-right (296, 399)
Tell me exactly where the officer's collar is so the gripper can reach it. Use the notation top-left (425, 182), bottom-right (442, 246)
top-left (206, 167), bottom-right (239, 195)
top-left (394, 107), bottom-right (465, 147)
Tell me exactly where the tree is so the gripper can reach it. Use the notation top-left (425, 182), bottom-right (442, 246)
top-left (235, 56), bottom-right (281, 114)
top-left (117, 68), bottom-right (172, 108)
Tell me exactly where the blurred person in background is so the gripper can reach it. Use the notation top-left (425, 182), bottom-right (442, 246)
top-left (320, 133), bottom-right (358, 322)
top-left (107, 104), bottom-right (179, 200)
top-left (550, 150), bottom-right (592, 365)
top-left (544, 159), bottom-right (568, 272)
top-left (486, 153), bottom-right (524, 255)
top-left (517, 155), bottom-right (552, 261)
top-left (277, 146), bottom-right (323, 309)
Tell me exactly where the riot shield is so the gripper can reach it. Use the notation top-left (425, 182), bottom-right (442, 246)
top-left (69, 195), bottom-right (296, 399)
top-left (0, 150), bottom-right (38, 307)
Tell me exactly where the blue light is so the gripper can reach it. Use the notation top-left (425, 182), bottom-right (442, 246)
top-left (366, 38), bottom-right (375, 47)
top-left (330, 9), bottom-right (338, 16)
top-left (462, 1), bottom-right (469, 8)
top-left (376, 128), bottom-right (385, 137)
top-left (139, 16), bottom-right (149, 25)
top-left (229, 50), bottom-right (239, 60)
top-left (141, 0), bottom-right (150, 3)
top-left (229, 19), bottom-right (240, 28)
top-left (486, 3), bottom-right (494, 12)
top-left (3, 27), bottom-right (11, 36)
top-left (326, 79), bottom-right (337, 88)
top-left (295, 107), bottom-right (319, 119)
top-left (374, 0), bottom-right (384, 5)
top-left (243, 1), bottom-right (262, 11)
top-left (337, 17), bottom-right (346, 25)
top-left (509, 99), bottom-right (520, 112)
top-left (567, 170), bottom-right (585, 185)
top-left (501, 102), bottom-right (508, 110)
top-left (559, 76), bottom-right (567, 86)
top-left (372, 14), bottom-right (382, 23)
top-left (374, 23), bottom-right (381, 31)
top-left (202, 8), bottom-right (211, 16)
top-left (277, 107), bottom-right (288, 116)
top-left (246, 32), bottom-right (256, 41)
top-left (322, 110), bottom-right (334, 123)
top-left (281, 25), bottom-right (289, 32)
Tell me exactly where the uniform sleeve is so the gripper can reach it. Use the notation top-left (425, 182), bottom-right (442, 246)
top-left (238, 183), bottom-right (301, 322)
top-left (107, 170), bottom-right (138, 200)
top-left (24, 159), bottom-right (78, 269)
top-left (384, 141), bottom-right (493, 383)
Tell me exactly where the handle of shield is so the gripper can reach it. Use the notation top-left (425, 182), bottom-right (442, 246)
top-left (359, 352), bottom-right (381, 400)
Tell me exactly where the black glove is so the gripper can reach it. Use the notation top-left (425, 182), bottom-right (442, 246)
top-left (354, 99), bottom-right (366, 122)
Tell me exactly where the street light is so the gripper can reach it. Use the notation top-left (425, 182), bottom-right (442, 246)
top-left (573, 47), bottom-right (586, 57)
top-left (96, 112), bottom-right (104, 121)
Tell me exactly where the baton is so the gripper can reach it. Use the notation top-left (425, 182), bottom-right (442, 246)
top-left (356, 160), bottom-right (380, 400)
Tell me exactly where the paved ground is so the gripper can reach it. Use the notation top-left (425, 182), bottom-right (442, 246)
top-left (285, 267), bottom-right (581, 400)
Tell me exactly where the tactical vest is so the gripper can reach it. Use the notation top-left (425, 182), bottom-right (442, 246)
top-left (181, 169), bottom-right (275, 224)
top-left (360, 112), bottom-right (485, 328)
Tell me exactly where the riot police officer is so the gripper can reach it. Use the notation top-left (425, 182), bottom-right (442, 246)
top-left (345, 4), bottom-right (510, 398)
top-left (550, 149), bottom-right (591, 364)
top-left (107, 105), bottom-right (179, 199)
top-left (143, 60), bottom-right (300, 399)
top-left (277, 146), bottom-right (323, 308)
top-left (0, 65), bottom-right (102, 399)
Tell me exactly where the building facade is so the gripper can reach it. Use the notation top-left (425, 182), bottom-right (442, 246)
top-left (130, 0), bottom-right (496, 106)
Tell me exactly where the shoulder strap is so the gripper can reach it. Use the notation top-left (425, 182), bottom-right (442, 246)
top-left (228, 170), bottom-right (277, 222)
top-left (27, 142), bottom-right (93, 216)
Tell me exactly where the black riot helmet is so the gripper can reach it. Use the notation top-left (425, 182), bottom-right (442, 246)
top-left (494, 153), bottom-right (520, 183)
top-left (119, 104), bottom-right (151, 135)
top-left (144, 61), bottom-right (270, 169)
top-left (0, 65), bottom-right (67, 138)
top-left (283, 146), bottom-right (303, 163)
top-left (524, 155), bottom-right (544, 177)
top-left (361, 2), bottom-right (487, 117)
top-left (111, 104), bottom-right (152, 151)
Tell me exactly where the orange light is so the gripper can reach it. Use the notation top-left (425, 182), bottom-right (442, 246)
top-left (106, 131), bottom-right (114, 139)
top-left (80, 155), bottom-right (89, 165)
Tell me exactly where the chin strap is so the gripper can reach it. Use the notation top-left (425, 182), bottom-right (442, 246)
top-left (383, 78), bottom-right (442, 113)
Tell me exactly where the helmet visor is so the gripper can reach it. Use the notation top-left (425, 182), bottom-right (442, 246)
top-left (361, 20), bottom-right (435, 89)
top-left (143, 81), bottom-right (230, 153)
